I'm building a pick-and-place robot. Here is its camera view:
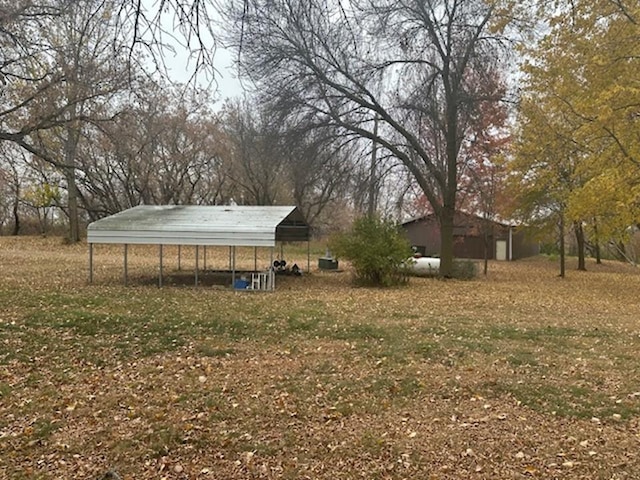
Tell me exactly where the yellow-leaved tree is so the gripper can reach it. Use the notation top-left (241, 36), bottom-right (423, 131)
top-left (510, 0), bottom-right (640, 272)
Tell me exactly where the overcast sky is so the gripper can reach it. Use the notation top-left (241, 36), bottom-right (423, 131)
top-left (142, 0), bottom-right (245, 102)
top-left (165, 42), bottom-right (245, 101)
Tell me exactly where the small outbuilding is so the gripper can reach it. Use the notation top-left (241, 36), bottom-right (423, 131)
top-left (87, 205), bottom-right (310, 288)
top-left (401, 211), bottom-right (539, 261)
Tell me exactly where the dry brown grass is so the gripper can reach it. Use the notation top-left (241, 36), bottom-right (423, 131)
top-left (1, 236), bottom-right (640, 479)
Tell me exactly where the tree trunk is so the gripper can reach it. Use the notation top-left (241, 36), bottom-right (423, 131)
top-left (12, 197), bottom-right (20, 236)
top-left (66, 167), bottom-right (80, 242)
top-left (593, 219), bottom-right (601, 264)
top-left (482, 215), bottom-right (493, 276)
top-left (439, 204), bottom-right (455, 278)
top-left (440, 93), bottom-right (459, 279)
top-left (10, 162), bottom-right (20, 235)
top-left (574, 221), bottom-right (586, 271)
top-left (367, 115), bottom-right (378, 217)
top-left (483, 228), bottom-right (489, 276)
top-left (38, 208), bottom-right (47, 236)
top-left (64, 126), bottom-right (81, 242)
top-left (616, 241), bottom-right (627, 262)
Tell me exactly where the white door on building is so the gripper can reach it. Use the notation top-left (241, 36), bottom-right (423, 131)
top-left (496, 240), bottom-right (507, 261)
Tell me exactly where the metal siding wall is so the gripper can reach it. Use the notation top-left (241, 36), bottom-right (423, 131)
top-left (403, 219), bottom-right (441, 256)
top-left (453, 235), bottom-right (493, 260)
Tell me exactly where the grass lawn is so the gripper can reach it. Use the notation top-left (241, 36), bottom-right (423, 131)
top-left (1, 236), bottom-right (640, 479)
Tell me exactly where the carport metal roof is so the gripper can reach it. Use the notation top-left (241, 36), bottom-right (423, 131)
top-left (87, 205), bottom-right (309, 246)
top-left (87, 205), bottom-right (310, 288)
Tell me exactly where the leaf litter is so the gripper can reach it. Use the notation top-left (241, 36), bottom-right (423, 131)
top-left (1, 237), bottom-right (640, 478)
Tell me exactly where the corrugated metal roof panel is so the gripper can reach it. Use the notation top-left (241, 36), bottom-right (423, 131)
top-left (87, 205), bottom-right (309, 246)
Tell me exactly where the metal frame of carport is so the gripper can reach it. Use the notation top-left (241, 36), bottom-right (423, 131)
top-left (87, 205), bottom-right (310, 289)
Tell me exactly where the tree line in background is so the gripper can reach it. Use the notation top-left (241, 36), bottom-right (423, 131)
top-left (1, 0), bottom-right (639, 276)
top-left (0, 0), bottom-right (382, 239)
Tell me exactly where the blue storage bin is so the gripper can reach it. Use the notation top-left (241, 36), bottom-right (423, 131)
top-left (233, 279), bottom-right (249, 289)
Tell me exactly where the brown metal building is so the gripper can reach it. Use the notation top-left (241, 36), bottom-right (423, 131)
top-left (401, 212), bottom-right (539, 261)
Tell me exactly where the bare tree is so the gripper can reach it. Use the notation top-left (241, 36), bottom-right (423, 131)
top-left (0, 143), bottom-right (44, 235)
top-left (0, 147), bottom-right (15, 234)
top-left (220, 100), bottom-right (289, 205)
top-left (222, 0), bottom-right (514, 277)
top-left (1, 0), bottom-right (135, 240)
top-left (276, 117), bottom-right (361, 229)
top-left (219, 98), bottom-right (361, 232)
top-left (33, 0), bottom-right (133, 241)
top-left (77, 83), bottom-right (231, 218)
top-left (114, 0), bottom-right (221, 81)
top-left (1, 1), bottom-right (70, 150)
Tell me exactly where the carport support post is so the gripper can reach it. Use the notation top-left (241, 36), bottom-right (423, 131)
top-left (307, 240), bottom-right (310, 273)
top-left (195, 245), bottom-right (199, 286)
top-left (159, 244), bottom-right (163, 287)
top-left (228, 246), bottom-right (232, 270)
top-left (232, 246), bottom-right (236, 287)
top-left (89, 243), bottom-right (93, 284)
top-left (204, 246), bottom-right (207, 270)
top-left (270, 247), bottom-right (274, 291)
top-left (178, 245), bottom-right (181, 271)
top-left (254, 246), bottom-right (257, 272)
top-left (124, 244), bottom-right (128, 286)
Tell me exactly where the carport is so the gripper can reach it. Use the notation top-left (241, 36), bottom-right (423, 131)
top-left (87, 205), bottom-right (310, 289)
